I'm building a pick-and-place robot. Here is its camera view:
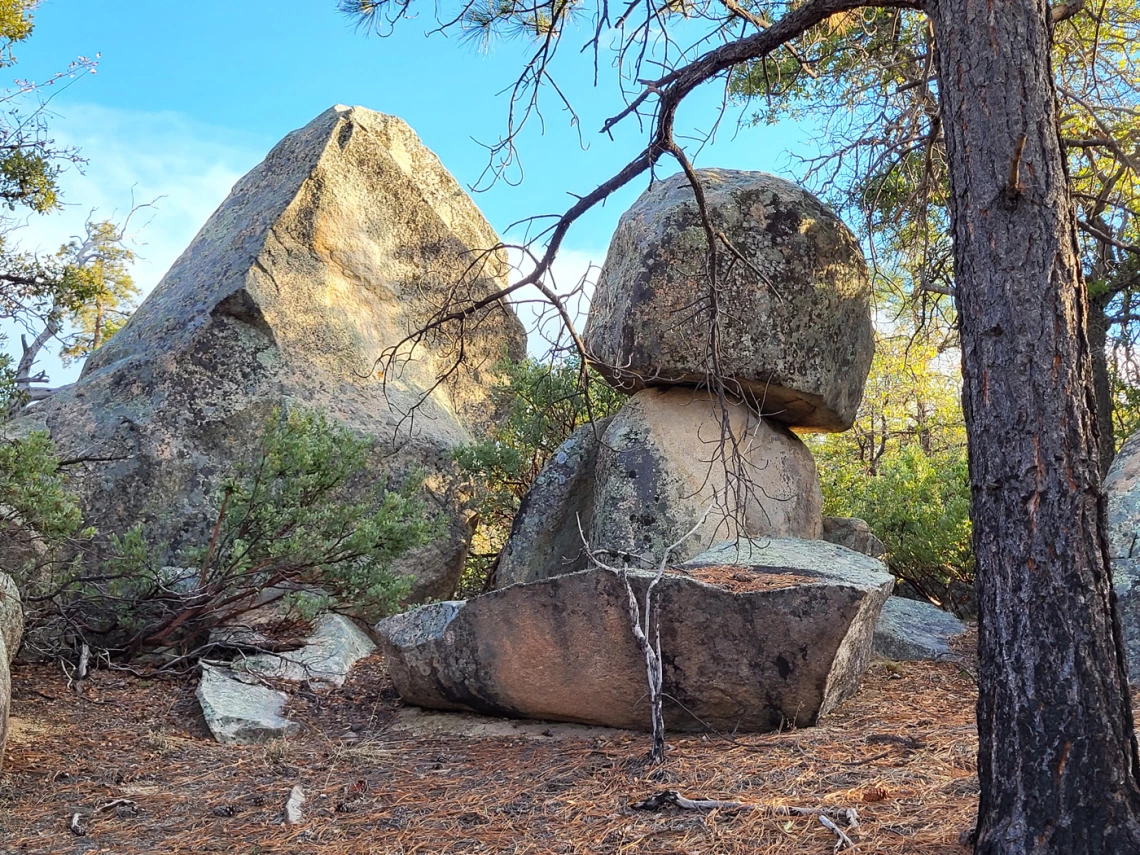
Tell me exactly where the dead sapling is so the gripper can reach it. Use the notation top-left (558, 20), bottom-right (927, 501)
top-left (578, 503), bottom-right (714, 765)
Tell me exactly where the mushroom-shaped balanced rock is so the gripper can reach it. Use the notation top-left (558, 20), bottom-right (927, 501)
top-left (585, 169), bottom-right (874, 431)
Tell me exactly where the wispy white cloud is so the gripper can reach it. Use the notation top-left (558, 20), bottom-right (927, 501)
top-left (5, 103), bottom-right (263, 385)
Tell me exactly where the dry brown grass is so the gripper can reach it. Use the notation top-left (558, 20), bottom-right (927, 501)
top-left (1, 652), bottom-right (980, 854)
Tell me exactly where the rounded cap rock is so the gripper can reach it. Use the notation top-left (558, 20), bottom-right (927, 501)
top-left (584, 169), bottom-right (874, 431)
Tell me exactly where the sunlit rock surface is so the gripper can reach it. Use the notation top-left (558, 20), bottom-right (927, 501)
top-left (9, 105), bottom-right (525, 601)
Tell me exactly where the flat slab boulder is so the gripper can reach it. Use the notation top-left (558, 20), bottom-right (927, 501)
top-left (872, 597), bottom-right (967, 661)
top-left (197, 664), bottom-right (300, 745)
top-left (584, 170), bottom-right (874, 430)
top-left (378, 537), bottom-right (893, 732)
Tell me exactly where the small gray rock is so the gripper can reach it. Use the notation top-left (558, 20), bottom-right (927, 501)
top-left (196, 664), bottom-right (300, 745)
top-left (821, 517), bottom-right (885, 559)
top-left (872, 597), bottom-right (967, 661)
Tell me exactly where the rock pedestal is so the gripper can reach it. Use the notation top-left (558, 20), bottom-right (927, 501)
top-left (496, 389), bottom-right (822, 587)
top-left (10, 105), bottom-right (525, 601)
top-left (379, 538), bottom-right (893, 732)
top-left (585, 169), bottom-right (874, 431)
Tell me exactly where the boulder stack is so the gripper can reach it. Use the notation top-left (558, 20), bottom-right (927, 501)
top-left (499, 170), bottom-right (873, 584)
top-left (9, 105), bottom-right (525, 601)
top-left (380, 170), bottom-right (892, 734)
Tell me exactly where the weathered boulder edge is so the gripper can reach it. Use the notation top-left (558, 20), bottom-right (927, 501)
top-left (379, 537), bottom-right (893, 732)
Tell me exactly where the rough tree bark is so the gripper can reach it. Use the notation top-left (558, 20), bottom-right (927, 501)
top-left (930, 0), bottom-right (1140, 850)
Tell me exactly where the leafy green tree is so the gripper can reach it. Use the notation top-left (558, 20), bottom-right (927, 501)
top-left (0, 1), bottom-right (121, 402)
top-left (0, 430), bottom-right (85, 574)
top-left (455, 357), bottom-right (622, 593)
top-left (730, 1), bottom-right (1140, 472)
top-left (812, 284), bottom-right (972, 609)
top-left (57, 219), bottom-right (140, 366)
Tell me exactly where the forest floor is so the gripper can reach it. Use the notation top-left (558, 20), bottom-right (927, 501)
top-left (1, 648), bottom-right (983, 855)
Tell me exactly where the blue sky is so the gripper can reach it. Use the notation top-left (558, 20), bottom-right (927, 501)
top-left (12, 0), bottom-right (815, 382)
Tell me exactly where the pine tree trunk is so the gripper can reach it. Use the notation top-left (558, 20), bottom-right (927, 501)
top-left (930, 0), bottom-right (1140, 850)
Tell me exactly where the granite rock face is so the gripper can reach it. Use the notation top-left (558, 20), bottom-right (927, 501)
top-left (589, 389), bottom-right (823, 565)
top-left (821, 517), bottom-right (885, 559)
top-left (495, 419), bottom-right (610, 588)
top-left (1106, 432), bottom-right (1140, 562)
top-left (197, 664), bottom-right (301, 745)
top-left (496, 389), bottom-right (823, 586)
top-left (0, 571), bottom-right (21, 663)
top-left (872, 597), bottom-right (967, 661)
top-left (1102, 434), bottom-right (1140, 680)
top-left (9, 106), bottom-right (525, 601)
top-left (379, 537), bottom-right (893, 732)
top-left (584, 170), bottom-right (874, 431)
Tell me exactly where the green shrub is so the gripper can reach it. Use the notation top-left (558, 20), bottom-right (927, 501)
top-left (454, 357), bottom-right (622, 594)
top-left (809, 305), bottom-right (974, 614)
top-left (0, 429), bottom-right (87, 580)
top-left (44, 407), bottom-right (438, 652)
top-left (818, 442), bottom-right (974, 613)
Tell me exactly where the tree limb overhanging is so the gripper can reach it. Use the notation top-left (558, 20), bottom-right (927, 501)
top-left (345, 0), bottom-right (1140, 849)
